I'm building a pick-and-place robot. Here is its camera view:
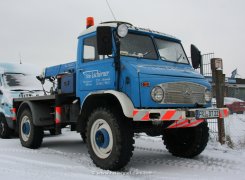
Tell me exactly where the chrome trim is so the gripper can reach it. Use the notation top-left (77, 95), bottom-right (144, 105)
top-left (158, 82), bottom-right (206, 104)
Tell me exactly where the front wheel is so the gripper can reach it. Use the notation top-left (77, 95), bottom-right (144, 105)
top-left (0, 115), bottom-right (12, 139)
top-left (86, 107), bottom-right (134, 171)
top-left (19, 109), bottom-right (44, 149)
top-left (163, 121), bottom-right (209, 158)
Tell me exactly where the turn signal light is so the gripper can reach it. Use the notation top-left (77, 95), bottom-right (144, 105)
top-left (142, 82), bottom-right (150, 87)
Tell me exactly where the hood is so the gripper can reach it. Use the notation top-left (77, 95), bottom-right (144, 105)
top-left (137, 65), bottom-right (203, 79)
top-left (121, 57), bottom-right (204, 79)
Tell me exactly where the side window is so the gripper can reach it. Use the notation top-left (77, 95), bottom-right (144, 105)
top-left (83, 36), bottom-right (99, 63)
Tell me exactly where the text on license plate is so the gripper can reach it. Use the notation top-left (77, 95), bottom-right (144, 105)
top-left (196, 109), bottom-right (219, 119)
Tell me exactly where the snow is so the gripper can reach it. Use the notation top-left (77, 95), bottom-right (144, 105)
top-left (0, 63), bottom-right (45, 91)
top-left (225, 114), bottom-right (245, 149)
top-left (1, 115), bottom-right (245, 180)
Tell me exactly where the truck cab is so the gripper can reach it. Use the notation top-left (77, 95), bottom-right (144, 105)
top-left (13, 19), bottom-right (229, 171)
top-left (77, 23), bottom-right (210, 109)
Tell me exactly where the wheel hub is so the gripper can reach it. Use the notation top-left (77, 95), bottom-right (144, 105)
top-left (90, 119), bottom-right (113, 159)
top-left (22, 122), bottom-right (30, 135)
top-left (21, 115), bottom-right (31, 142)
top-left (95, 128), bottom-right (110, 148)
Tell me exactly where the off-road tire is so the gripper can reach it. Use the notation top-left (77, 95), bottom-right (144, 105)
top-left (49, 129), bottom-right (56, 135)
top-left (162, 121), bottom-right (209, 158)
top-left (86, 107), bottom-right (134, 171)
top-left (80, 132), bottom-right (86, 143)
top-left (19, 109), bottom-right (44, 149)
top-left (0, 114), bottom-right (12, 139)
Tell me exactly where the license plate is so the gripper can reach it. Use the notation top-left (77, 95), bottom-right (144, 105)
top-left (196, 109), bottom-right (219, 119)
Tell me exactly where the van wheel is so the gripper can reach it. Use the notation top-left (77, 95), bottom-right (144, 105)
top-left (49, 129), bottom-right (56, 135)
top-left (86, 107), bottom-right (134, 171)
top-left (0, 115), bottom-right (12, 139)
top-left (163, 121), bottom-right (209, 158)
top-left (19, 109), bottom-right (44, 149)
top-left (80, 132), bottom-right (86, 143)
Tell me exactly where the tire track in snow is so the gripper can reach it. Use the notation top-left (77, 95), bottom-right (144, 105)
top-left (133, 145), bottom-right (242, 174)
top-left (132, 135), bottom-right (243, 174)
top-left (0, 147), bottom-right (98, 173)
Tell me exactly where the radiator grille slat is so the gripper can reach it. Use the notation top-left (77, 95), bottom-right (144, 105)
top-left (161, 82), bottom-right (205, 104)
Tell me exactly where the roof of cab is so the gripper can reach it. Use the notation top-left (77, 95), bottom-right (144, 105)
top-left (0, 63), bottom-right (40, 74)
top-left (78, 21), bottom-right (179, 41)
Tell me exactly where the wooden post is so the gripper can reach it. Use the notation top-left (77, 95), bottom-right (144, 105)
top-left (211, 58), bottom-right (226, 144)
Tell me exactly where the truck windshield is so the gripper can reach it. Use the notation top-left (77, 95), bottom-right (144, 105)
top-left (120, 33), bottom-right (158, 59)
top-left (3, 73), bottom-right (42, 90)
top-left (155, 38), bottom-right (189, 64)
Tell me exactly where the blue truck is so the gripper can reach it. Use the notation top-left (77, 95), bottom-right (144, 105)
top-left (12, 19), bottom-right (229, 170)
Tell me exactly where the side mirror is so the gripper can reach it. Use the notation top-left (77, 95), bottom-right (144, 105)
top-left (191, 44), bottom-right (201, 69)
top-left (97, 26), bottom-right (112, 55)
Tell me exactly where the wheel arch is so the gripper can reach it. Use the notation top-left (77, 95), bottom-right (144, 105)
top-left (78, 90), bottom-right (134, 133)
top-left (0, 112), bottom-right (6, 120)
top-left (17, 101), bottom-right (53, 127)
top-left (81, 90), bottom-right (134, 118)
top-left (0, 110), bottom-right (13, 129)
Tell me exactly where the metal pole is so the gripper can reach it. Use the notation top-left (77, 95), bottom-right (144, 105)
top-left (200, 55), bottom-right (204, 75)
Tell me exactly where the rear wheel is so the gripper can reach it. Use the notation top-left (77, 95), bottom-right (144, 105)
top-left (19, 109), bottom-right (44, 149)
top-left (163, 121), bottom-right (209, 158)
top-left (0, 115), bottom-right (12, 139)
top-left (86, 107), bottom-right (134, 171)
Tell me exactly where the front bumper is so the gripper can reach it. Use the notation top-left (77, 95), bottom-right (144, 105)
top-left (133, 108), bottom-right (229, 128)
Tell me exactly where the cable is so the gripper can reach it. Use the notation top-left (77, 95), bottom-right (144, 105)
top-left (105, 0), bottom-right (117, 21)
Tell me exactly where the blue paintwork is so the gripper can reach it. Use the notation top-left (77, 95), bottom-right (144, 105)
top-left (45, 62), bottom-right (76, 78)
top-left (95, 128), bottom-right (110, 148)
top-left (118, 57), bottom-right (211, 108)
top-left (44, 25), bottom-right (212, 109)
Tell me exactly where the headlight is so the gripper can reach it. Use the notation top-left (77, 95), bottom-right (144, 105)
top-left (117, 24), bottom-right (128, 38)
top-left (205, 90), bottom-right (212, 102)
top-left (151, 86), bottom-right (164, 102)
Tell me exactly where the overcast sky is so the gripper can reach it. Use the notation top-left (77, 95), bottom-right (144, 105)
top-left (0, 0), bottom-right (244, 77)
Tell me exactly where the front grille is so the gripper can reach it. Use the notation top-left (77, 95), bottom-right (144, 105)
top-left (160, 82), bottom-right (206, 104)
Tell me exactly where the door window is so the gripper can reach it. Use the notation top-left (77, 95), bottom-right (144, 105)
top-left (83, 36), bottom-right (99, 62)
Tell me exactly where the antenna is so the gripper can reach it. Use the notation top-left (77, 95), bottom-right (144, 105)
top-left (19, 53), bottom-right (22, 64)
top-left (105, 0), bottom-right (117, 21)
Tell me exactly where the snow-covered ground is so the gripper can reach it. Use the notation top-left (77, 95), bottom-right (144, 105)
top-left (1, 114), bottom-right (245, 180)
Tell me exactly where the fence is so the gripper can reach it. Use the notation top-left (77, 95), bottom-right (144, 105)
top-left (194, 53), bottom-right (214, 76)
top-left (196, 53), bottom-right (219, 139)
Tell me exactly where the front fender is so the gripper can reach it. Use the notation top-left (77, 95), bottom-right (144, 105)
top-left (82, 90), bottom-right (134, 118)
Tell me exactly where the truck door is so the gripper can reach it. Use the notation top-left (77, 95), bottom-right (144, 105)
top-left (77, 34), bottom-right (116, 95)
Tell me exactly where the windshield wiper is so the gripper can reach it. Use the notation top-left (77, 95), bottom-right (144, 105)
top-left (176, 54), bottom-right (184, 63)
top-left (160, 55), bottom-right (167, 60)
top-left (11, 89), bottom-right (42, 92)
top-left (10, 89), bottom-right (28, 91)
